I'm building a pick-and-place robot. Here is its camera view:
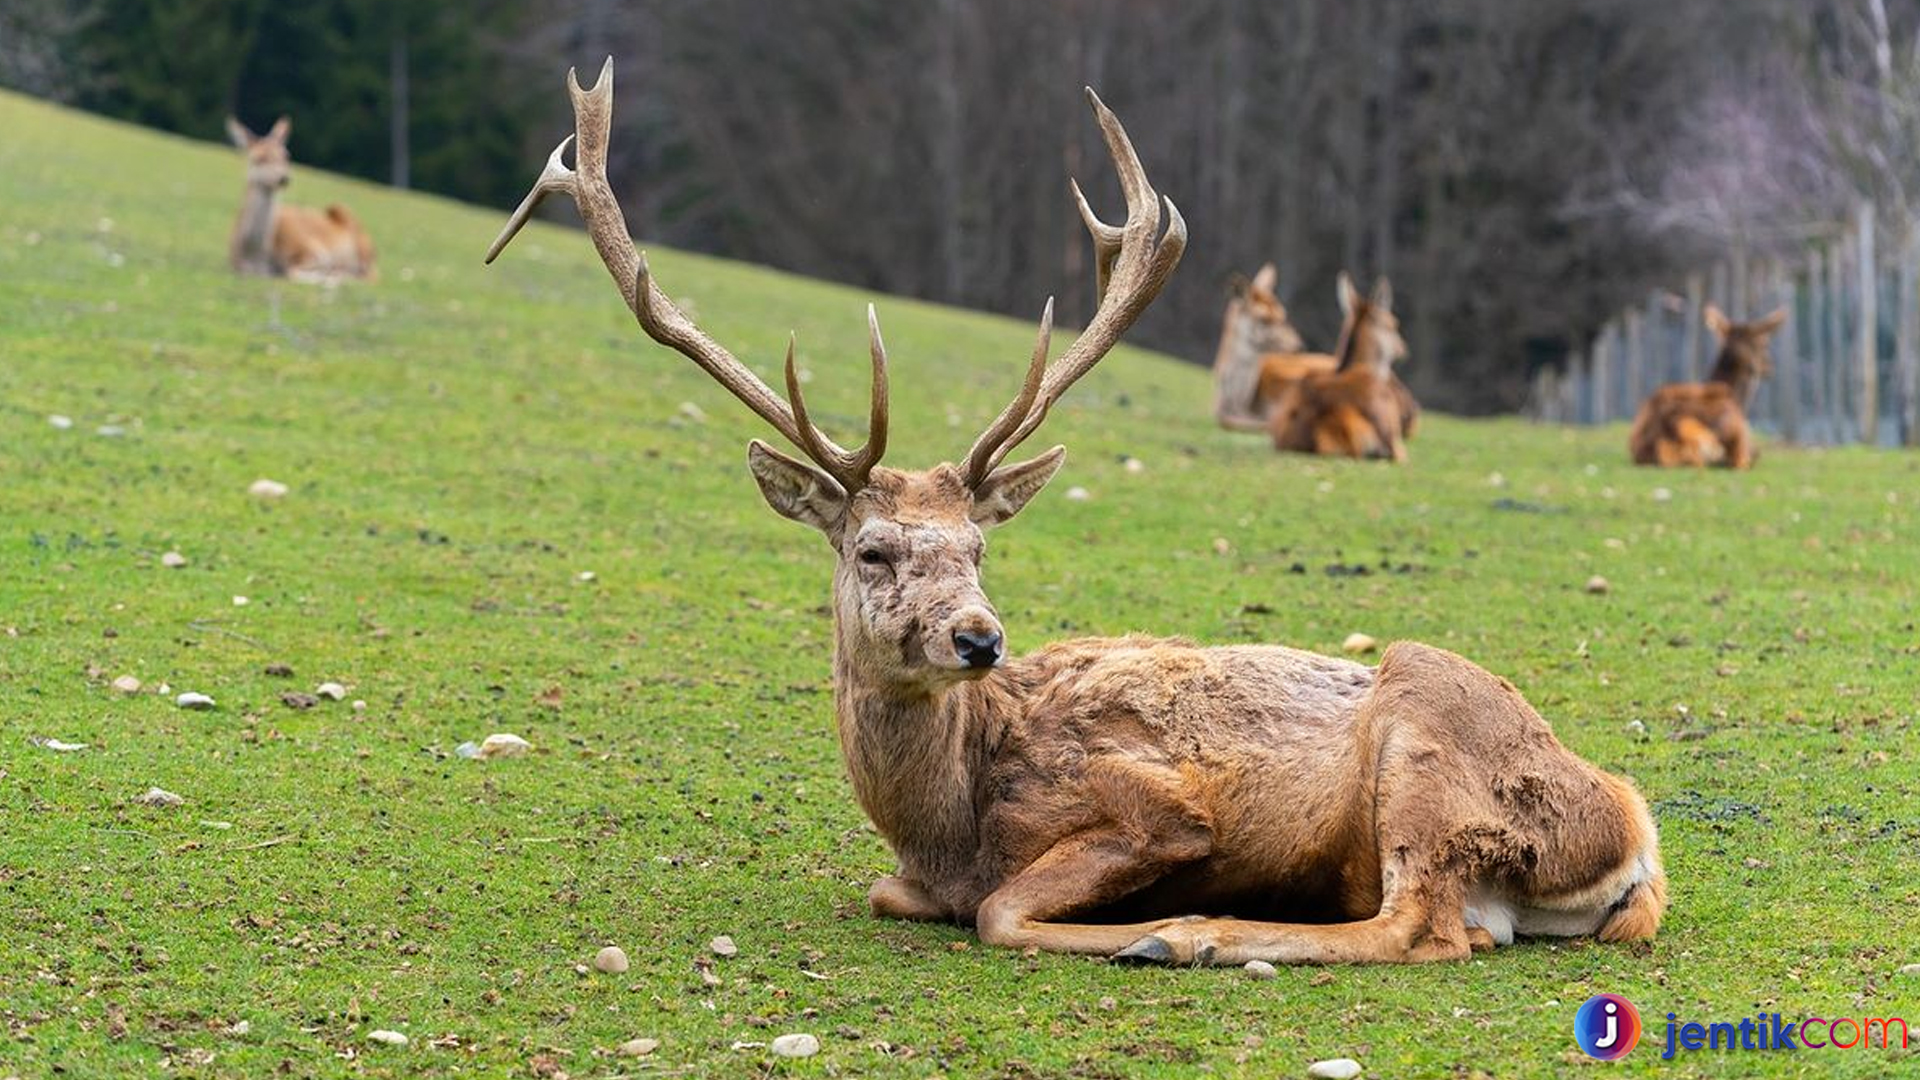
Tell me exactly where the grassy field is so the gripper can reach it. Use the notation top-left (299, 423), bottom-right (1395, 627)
top-left (2, 87), bottom-right (1917, 1079)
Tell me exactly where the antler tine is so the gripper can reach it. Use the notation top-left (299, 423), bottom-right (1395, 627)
top-left (778, 307), bottom-right (890, 493)
top-left (488, 58), bottom-right (888, 491)
top-left (963, 298), bottom-right (1053, 487)
top-left (961, 88), bottom-right (1187, 484)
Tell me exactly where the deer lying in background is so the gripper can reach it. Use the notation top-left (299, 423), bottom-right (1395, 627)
top-left (490, 60), bottom-right (1665, 965)
top-left (1629, 304), bottom-right (1781, 468)
top-left (225, 116), bottom-right (376, 281)
top-left (1267, 274), bottom-right (1419, 461)
top-left (1212, 263), bottom-right (1310, 431)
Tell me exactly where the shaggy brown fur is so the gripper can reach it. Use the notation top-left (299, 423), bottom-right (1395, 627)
top-left (491, 60), bottom-right (1665, 966)
top-left (1629, 304), bottom-right (1781, 468)
top-left (226, 116), bottom-right (375, 282)
top-left (1267, 274), bottom-right (1420, 461)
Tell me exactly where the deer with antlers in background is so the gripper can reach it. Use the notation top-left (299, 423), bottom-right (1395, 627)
top-left (225, 115), bottom-right (376, 281)
top-left (488, 60), bottom-right (1665, 965)
top-left (1266, 274), bottom-right (1419, 461)
top-left (1629, 304), bottom-right (1781, 468)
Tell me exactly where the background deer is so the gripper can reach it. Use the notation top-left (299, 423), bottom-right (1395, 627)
top-left (226, 115), bottom-right (376, 281)
top-left (489, 60), bottom-right (1665, 966)
top-left (1211, 263), bottom-right (1311, 431)
top-left (1267, 274), bottom-right (1420, 461)
top-left (1629, 304), bottom-right (1782, 468)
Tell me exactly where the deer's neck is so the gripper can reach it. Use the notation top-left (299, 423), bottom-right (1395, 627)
top-left (1334, 323), bottom-right (1382, 375)
top-left (1706, 350), bottom-right (1756, 406)
top-left (830, 623), bottom-right (1002, 889)
top-left (232, 182), bottom-right (279, 272)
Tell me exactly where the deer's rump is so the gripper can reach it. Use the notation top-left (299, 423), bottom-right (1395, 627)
top-left (1629, 383), bottom-right (1743, 464)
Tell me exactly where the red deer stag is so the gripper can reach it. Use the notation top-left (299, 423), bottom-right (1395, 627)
top-left (225, 116), bottom-right (376, 281)
top-left (1267, 274), bottom-right (1419, 461)
top-left (488, 60), bottom-right (1665, 965)
top-left (1629, 304), bottom-right (1782, 468)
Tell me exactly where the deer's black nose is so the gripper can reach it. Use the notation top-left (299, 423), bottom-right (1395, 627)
top-left (953, 629), bottom-right (1003, 669)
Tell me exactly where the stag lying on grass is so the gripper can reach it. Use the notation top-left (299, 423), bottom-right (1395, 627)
top-left (225, 116), bottom-right (375, 281)
top-left (1629, 304), bottom-right (1782, 469)
top-left (489, 60), bottom-right (1666, 965)
top-left (1267, 274), bottom-right (1420, 461)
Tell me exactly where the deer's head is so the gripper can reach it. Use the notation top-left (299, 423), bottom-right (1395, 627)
top-left (226, 116), bottom-right (293, 191)
top-left (1704, 303), bottom-right (1784, 382)
top-left (1232, 263), bottom-right (1305, 355)
top-left (1333, 272), bottom-right (1406, 372)
top-left (488, 61), bottom-right (1184, 690)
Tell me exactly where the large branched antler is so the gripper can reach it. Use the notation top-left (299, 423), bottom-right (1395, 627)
top-left (486, 58), bottom-right (887, 494)
top-left (961, 88), bottom-right (1187, 488)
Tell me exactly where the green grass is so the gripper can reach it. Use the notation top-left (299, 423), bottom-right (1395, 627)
top-left (2, 87), bottom-right (1917, 1079)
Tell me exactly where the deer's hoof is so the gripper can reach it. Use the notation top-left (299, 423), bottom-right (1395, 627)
top-left (1112, 935), bottom-right (1175, 965)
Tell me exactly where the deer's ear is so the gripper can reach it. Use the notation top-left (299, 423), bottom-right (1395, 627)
top-left (1753, 306), bottom-right (1787, 336)
top-left (1371, 276), bottom-right (1393, 311)
top-left (267, 116), bottom-right (291, 143)
top-left (971, 446), bottom-right (1066, 527)
top-left (747, 440), bottom-right (847, 533)
top-left (1251, 262), bottom-right (1279, 295)
top-left (1336, 272), bottom-right (1360, 317)
top-left (1703, 303), bottom-right (1730, 339)
top-left (225, 116), bottom-right (255, 149)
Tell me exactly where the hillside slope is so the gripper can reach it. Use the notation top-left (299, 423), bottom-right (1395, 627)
top-left (2, 89), bottom-right (1917, 1079)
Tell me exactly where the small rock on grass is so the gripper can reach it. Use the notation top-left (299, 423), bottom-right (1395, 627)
top-left (770, 1033), bottom-right (820, 1058)
top-left (367, 1029), bottom-right (408, 1047)
top-left (1584, 575), bottom-right (1610, 595)
top-left (710, 935), bottom-right (738, 958)
top-left (32, 737), bottom-right (88, 752)
top-left (160, 551), bottom-right (188, 568)
top-left (315, 681), bottom-right (347, 701)
top-left (281, 691), bottom-right (318, 710)
top-left (618, 1038), bottom-right (660, 1057)
top-left (1244, 959), bottom-right (1278, 980)
top-left (135, 787), bottom-right (185, 808)
top-left (49, 414), bottom-right (74, 430)
top-left (1307, 1060), bottom-right (1363, 1080)
top-left (1341, 633), bottom-right (1377, 655)
top-left (111, 675), bottom-right (141, 693)
top-left (1064, 486), bottom-right (1091, 502)
top-left (594, 946), bottom-right (629, 974)
top-left (175, 691), bottom-right (216, 710)
top-left (1898, 963), bottom-right (1920, 976)
top-left (263, 663), bottom-right (294, 677)
top-left (248, 478), bottom-right (290, 498)
top-left (479, 733), bottom-right (532, 759)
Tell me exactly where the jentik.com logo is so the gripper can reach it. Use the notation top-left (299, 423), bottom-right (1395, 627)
top-left (1575, 994), bottom-right (1643, 1060)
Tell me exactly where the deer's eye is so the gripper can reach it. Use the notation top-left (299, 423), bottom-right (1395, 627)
top-left (857, 548), bottom-right (891, 567)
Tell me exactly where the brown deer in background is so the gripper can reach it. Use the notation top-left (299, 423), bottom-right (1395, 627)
top-left (226, 116), bottom-right (376, 281)
top-left (1628, 304), bottom-right (1782, 468)
top-left (489, 60), bottom-right (1665, 965)
top-left (1267, 274), bottom-right (1419, 461)
top-left (1211, 263), bottom-right (1313, 431)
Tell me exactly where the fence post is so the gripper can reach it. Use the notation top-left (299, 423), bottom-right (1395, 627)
top-left (1623, 307), bottom-right (1645, 414)
top-left (1900, 235), bottom-right (1920, 446)
top-left (1592, 321), bottom-right (1616, 423)
top-left (1856, 201), bottom-right (1879, 444)
top-left (1774, 262), bottom-right (1800, 442)
top-left (1827, 237), bottom-right (1849, 442)
top-left (1805, 248), bottom-right (1829, 443)
top-left (1683, 272), bottom-right (1705, 380)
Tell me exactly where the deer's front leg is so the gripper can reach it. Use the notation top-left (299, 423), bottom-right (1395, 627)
top-left (868, 875), bottom-right (949, 922)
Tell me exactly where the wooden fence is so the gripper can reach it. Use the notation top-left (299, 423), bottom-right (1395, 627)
top-left (1529, 201), bottom-right (1920, 447)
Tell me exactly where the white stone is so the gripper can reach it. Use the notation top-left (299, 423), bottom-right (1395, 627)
top-left (454, 741), bottom-right (482, 759)
top-left (594, 946), bottom-right (629, 974)
top-left (34, 737), bottom-right (88, 752)
top-left (1341, 633), bottom-right (1377, 655)
top-left (160, 551), bottom-right (188, 568)
top-left (352, 700), bottom-right (367, 712)
top-left (175, 692), bottom-right (216, 710)
top-left (135, 787), bottom-right (185, 808)
top-left (1584, 575), bottom-right (1610, 595)
top-left (48, 414), bottom-right (74, 430)
top-left (1652, 487), bottom-right (1673, 502)
top-left (232, 595), bottom-right (249, 606)
top-left (1064, 486), bottom-right (1091, 501)
top-left (479, 733), bottom-right (532, 759)
top-left (577, 570), bottom-right (597, 582)
top-left (1898, 963), bottom-right (1920, 976)
top-left (367, 1030), bottom-right (408, 1047)
top-left (710, 935), bottom-right (738, 957)
top-left (227, 1020), bottom-right (251, 1037)
top-left (248, 478), bottom-right (290, 498)
top-left (1123, 457), bottom-right (1146, 473)
top-left (619, 1038), bottom-right (659, 1056)
top-left (1243, 960), bottom-right (1278, 980)
top-left (1307, 1059), bottom-right (1363, 1080)
top-left (111, 675), bottom-right (142, 693)
top-left (770, 1033), bottom-right (820, 1058)
top-left (315, 681), bottom-right (347, 701)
